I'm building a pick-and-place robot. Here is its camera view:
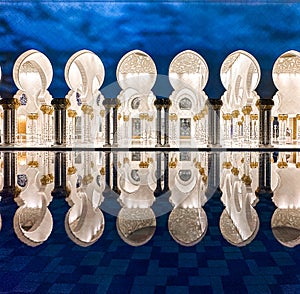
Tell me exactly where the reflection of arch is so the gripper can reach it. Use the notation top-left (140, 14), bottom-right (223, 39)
top-left (168, 207), bottom-right (207, 246)
top-left (116, 207), bottom-right (156, 246)
top-left (13, 198), bottom-right (53, 247)
top-left (220, 173), bottom-right (259, 246)
top-left (271, 208), bottom-right (300, 248)
top-left (65, 188), bottom-right (105, 247)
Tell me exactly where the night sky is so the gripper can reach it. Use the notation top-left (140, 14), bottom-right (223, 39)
top-left (1, 1), bottom-right (300, 99)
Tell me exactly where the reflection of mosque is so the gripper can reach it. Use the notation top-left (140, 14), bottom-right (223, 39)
top-left (0, 150), bottom-right (299, 248)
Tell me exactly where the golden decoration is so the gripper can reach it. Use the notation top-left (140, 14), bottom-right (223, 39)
top-left (40, 175), bottom-right (51, 185)
top-left (241, 174), bottom-right (252, 186)
top-left (28, 160), bottom-right (39, 168)
top-left (231, 110), bottom-right (240, 118)
top-left (48, 173), bottom-right (54, 182)
top-left (82, 174), bottom-right (93, 185)
top-left (250, 162), bottom-right (258, 169)
top-left (67, 166), bottom-right (77, 175)
top-left (277, 160), bottom-right (288, 169)
top-left (199, 167), bottom-right (205, 176)
top-left (40, 105), bottom-right (52, 114)
top-left (242, 105), bottom-right (252, 115)
top-left (222, 161), bottom-right (232, 169)
top-left (27, 113), bottom-right (38, 120)
top-left (296, 162), bottom-right (300, 168)
top-left (139, 113), bottom-right (148, 120)
top-left (139, 161), bottom-right (149, 168)
top-left (100, 109), bottom-right (106, 117)
top-left (68, 109), bottom-right (77, 118)
top-left (169, 113), bottom-right (178, 121)
top-left (223, 113), bottom-right (232, 120)
top-left (231, 167), bottom-right (239, 176)
top-left (278, 114), bottom-right (288, 121)
top-left (123, 115), bottom-right (129, 122)
top-left (100, 167), bottom-right (105, 175)
top-left (250, 114), bottom-right (258, 120)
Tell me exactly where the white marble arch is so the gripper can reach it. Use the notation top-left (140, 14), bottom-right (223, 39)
top-left (117, 50), bottom-right (157, 147)
top-left (221, 50), bottom-right (260, 112)
top-left (168, 50), bottom-right (208, 147)
top-left (65, 50), bottom-right (105, 145)
top-left (13, 50), bottom-right (53, 145)
top-left (272, 50), bottom-right (300, 115)
top-left (220, 50), bottom-right (260, 146)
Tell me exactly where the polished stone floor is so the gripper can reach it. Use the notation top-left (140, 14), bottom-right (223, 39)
top-left (0, 193), bottom-right (299, 294)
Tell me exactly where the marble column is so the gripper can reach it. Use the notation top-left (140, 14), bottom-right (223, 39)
top-left (162, 98), bottom-right (172, 147)
top-left (154, 99), bottom-right (163, 147)
top-left (206, 99), bottom-right (223, 147)
top-left (0, 98), bottom-right (20, 144)
top-left (51, 98), bottom-right (68, 145)
top-left (112, 98), bottom-right (120, 147)
top-left (256, 99), bottom-right (274, 147)
top-left (103, 99), bottom-right (114, 147)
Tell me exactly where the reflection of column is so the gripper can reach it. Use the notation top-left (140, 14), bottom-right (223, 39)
top-left (51, 98), bottom-right (68, 145)
top-left (206, 99), bottom-right (223, 147)
top-left (112, 152), bottom-right (120, 194)
top-left (103, 99), bottom-right (113, 147)
top-left (0, 98), bottom-right (20, 144)
top-left (255, 152), bottom-right (273, 197)
top-left (112, 99), bottom-right (121, 147)
top-left (206, 152), bottom-right (221, 200)
top-left (162, 98), bottom-right (172, 147)
top-left (0, 152), bottom-right (20, 202)
top-left (256, 99), bottom-right (274, 147)
top-left (162, 152), bottom-right (169, 193)
top-left (154, 99), bottom-right (163, 147)
top-left (51, 152), bottom-right (68, 198)
top-left (105, 151), bottom-right (111, 189)
top-left (154, 152), bottom-right (162, 197)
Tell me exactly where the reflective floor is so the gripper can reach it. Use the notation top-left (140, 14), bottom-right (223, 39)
top-left (0, 150), bottom-right (299, 293)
